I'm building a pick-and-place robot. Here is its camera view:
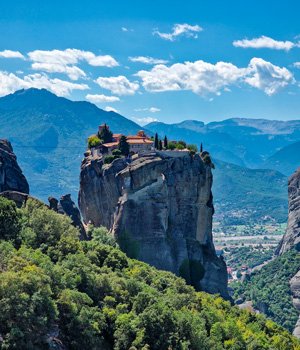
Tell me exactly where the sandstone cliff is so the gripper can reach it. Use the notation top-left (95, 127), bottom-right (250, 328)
top-left (79, 151), bottom-right (229, 299)
top-left (277, 168), bottom-right (300, 337)
top-left (0, 139), bottom-right (29, 194)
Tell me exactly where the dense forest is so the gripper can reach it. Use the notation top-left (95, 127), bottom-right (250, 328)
top-left (0, 196), bottom-right (299, 349)
top-left (232, 249), bottom-right (300, 333)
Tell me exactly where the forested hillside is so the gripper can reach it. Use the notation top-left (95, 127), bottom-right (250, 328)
top-left (232, 249), bottom-right (300, 333)
top-left (1, 196), bottom-right (299, 349)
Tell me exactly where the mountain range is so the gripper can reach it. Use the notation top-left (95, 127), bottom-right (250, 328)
top-left (146, 119), bottom-right (300, 173)
top-left (0, 88), bottom-right (297, 224)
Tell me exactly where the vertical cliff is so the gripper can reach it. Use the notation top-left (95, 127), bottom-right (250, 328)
top-left (79, 151), bottom-right (229, 299)
top-left (277, 168), bottom-right (300, 338)
top-left (0, 139), bottom-right (29, 194)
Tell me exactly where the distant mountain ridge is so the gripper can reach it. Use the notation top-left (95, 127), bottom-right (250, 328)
top-left (0, 88), bottom-right (147, 200)
top-left (146, 118), bottom-right (300, 170)
top-left (0, 88), bottom-right (295, 225)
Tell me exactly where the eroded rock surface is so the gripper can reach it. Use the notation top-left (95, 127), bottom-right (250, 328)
top-left (79, 151), bottom-right (229, 299)
top-left (277, 167), bottom-right (300, 338)
top-left (291, 271), bottom-right (300, 338)
top-left (0, 139), bottom-right (29, 194)
top-left (277, 168), bottom-right (300, 254)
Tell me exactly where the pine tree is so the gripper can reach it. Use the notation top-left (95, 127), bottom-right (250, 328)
top-left (159, 140), bottom-right (163, 150)
top-left (98, 124), bottom-right (113, 143)
top-left (154, 133), bottom-right (159, 149)
top-left (164, 135), bottom-right (168, 149)
top-left (200, 142), bottom-right (203, 153)
top-left (118, 135), bottom-right (130, 156)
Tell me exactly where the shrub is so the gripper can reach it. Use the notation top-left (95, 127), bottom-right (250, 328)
top-left (167, 142), bottom-right (176, 150)
top-left (112, 149), bottom-right (122, 157)
top-left (88, 135), bottom-right (102, 149)
top-left (187, 144), bottom-right (198, 153)
top-left (175, 143), bottom-right (185, 150)
top-left (104, 155), bottom-right (120, 164)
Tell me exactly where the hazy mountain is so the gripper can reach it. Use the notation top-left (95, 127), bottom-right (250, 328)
top-left (0, 88), bottom-right (291, 225)
top-left (146, 118), bottom-right (300, 170)
top-left (263, 141), bottom-right (300, 176)
top-left (0, 88), bottom-right (146, 200)
top-left (213, 159), bottom-right (288, 225)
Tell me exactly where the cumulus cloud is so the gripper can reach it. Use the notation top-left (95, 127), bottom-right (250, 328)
top-left (131, 116), bottom-right (158, 125)
top-left (294, 62), bottom-right (300, 68)
top-left (27, 49), bottom-right (119, 80)
top-left (129, 56), bottom-right (169, 65)
top-left (136, 60), bottom-right (245, 96)
top-left (136, 58), bottom-right (294, 97)
top-left (0, 50), bottom-right (25, 59)
top-left (104, 106), bottom-right (119, 113)
top-left (85, 94), bottom-right (120, 103)
top-left (31, 62), bottom-right (86, 80)
top-left (95, 75), bottom-right (139, 95)
top-left (0, 71), bottom-right (89, 97)
top-left (245, 58), bottom-right (294, 95)
top-left (153, 23), bottom-right (203, 41)
top-left (134, 107), bottom-right (161, 113)
top-left (233, 36), bottom-right (298, 51)
top-left (28, 49), bottom-right (119, 67)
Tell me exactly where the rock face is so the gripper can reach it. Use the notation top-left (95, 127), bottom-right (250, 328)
top-left (277, 168), bottom-right (300, 255)
top-left (79, 151), bottom-right (229, 299)
top-left (0, 139), bottom-right (29, 194)
top-left (277, 167), bottom-right (300, 338)
top-left (291, 271), bottom-right (300, 338)
top-left (48, 194), bottom-right (87, 240)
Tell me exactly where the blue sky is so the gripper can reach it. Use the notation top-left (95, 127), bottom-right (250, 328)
top-left (1, 0), bottom-right (300, 124)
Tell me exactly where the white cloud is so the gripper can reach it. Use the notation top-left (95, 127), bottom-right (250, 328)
top-left (245, 58), bottom-right (294, 95)
top-left (95, 75), bottom-right (139, 95)
top-left (136, 60), bottom-right (245, 96)
top-left (27, 49), bottom-right (119, 80)
top-left (31, 62), bottom-right (86, 80)
top-left (121, 27), bottom-right (128, 32)
top-left (136, 58), bottom-right (294, 97)
top-left (131, 116), bottom-right (158, 125)
top-left (0, 71), bottom-right (89, 97)
top-left (0, 50), bottom-right (25, 59)
top-left (86, 94), bottom-right (120, 103)
top-left (104, 106), bottom-right (119, 113)
top-left (153, 23), bottom-right (203, 41)
top-left (294, 62), bottom-right (300, 68)
top-left (134, 107), bottom-right (161, 113)
top-left (233, 36), bottom-right (298, 51)
top-left (28, 49), bottom-right (119, 67)
top-left (129, 56), bottom-right (169, 65)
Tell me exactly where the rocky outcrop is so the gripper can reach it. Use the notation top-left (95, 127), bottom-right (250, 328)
top-left (277, 167), bottom-right (300, 337)
top-left (48, 195), bottom-right (86, 240)
top-left (277, 168), bottom-right (300, 255)
top-left (291, 271), bottom-right (300, 338)
top-left (79, 151), bottom-right (229, 299)
top-left (0, 139), bottom-right (29, 194)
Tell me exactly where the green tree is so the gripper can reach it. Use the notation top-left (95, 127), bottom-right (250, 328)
top-left (98, 124), bottom-right (113, 143)
top-left (88, 135), bottom-right (101, 148)
top-left (0, 264), bottom-right (57, 349)
top-left (167, 142), bottom-right (176, 150)
top-left (118, 135), bottom-right (130, 156)
top-left (159, 140), bottom-right (163, 150)
top-left (0, 197), bottom-right (21, 245)
top-left (164, 135), bottom-right (168, 149)
top-left (154, 133), bottom-right (159, 149)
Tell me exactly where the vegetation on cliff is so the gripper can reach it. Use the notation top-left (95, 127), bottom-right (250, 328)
top-left (232, 249), bottom-right (300, 333)
top-left (0, 196), bottom-right (299, 349)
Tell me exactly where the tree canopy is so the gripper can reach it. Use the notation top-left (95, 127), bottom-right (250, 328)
top-left (0, 198), bottom-right (299, 349)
